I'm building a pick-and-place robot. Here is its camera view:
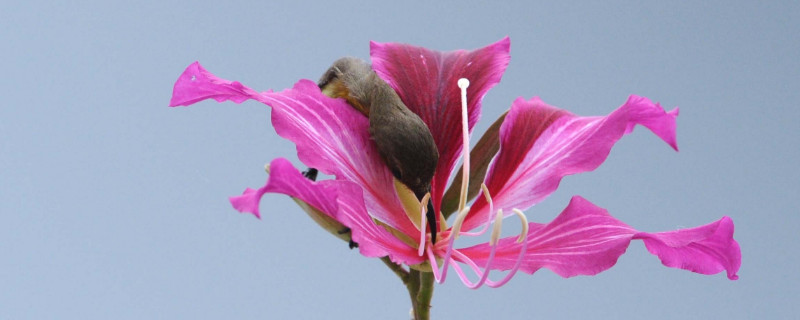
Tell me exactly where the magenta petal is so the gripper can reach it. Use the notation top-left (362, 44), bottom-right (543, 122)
top-left (634, 216), bottom-right (741, 280)
top-left (458, 196), bottom-right (636, 278)
top-left (230, 187), bottom-right (267, 219)
top-left (236, 158), bottom-right (424, 265)
top-left (465, 95), bottom-right (679, 231)
top-left (623, 95), bottom-right (679, 151)
top-left (169, 62), bottom-right (262, 107)
top-left (169, 63), bottom-right (418, 237)
top-left (457, 197), bottom-right (740, 280)
top-left (229, 158), bottom-right (339, 221)
top-left (169, 62), bottom-right (384, 190)
top-left (264, 80), bottom-right (377, 180)
top-left (370, 37), bottom-right (511, 207)
top-left (264, 80), bottom-right (419, 237)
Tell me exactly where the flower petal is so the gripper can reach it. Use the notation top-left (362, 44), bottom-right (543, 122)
top-left (465, 95), bottom-right (678, 231)
top-left (458, 196), bottom-right (636, 278)
top-left (370, 37), bottom-right (511, 209)
top-left (266, 80), bottom-right (422, 237)
top-left (457, 197), bottom-right (740, 280)
top-left (634, 216), bottom-right (741, 280)
top-left (169, 61), bottom-right (262, 107)
top-left (234, 158), bottom-right (424, 265)
top-left (169, 62), bottom-right (420, 237)
top-left (229, 186), bottom-right (268, 219)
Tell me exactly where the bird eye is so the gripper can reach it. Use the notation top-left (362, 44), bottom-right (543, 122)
top-left (391, 167), bottom-right (402, 179)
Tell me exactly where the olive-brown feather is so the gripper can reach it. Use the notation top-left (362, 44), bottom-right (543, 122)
top-left (318, 57), bottom-right (440, 243)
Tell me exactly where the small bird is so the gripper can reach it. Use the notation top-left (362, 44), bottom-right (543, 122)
top-left (318, 57), bottom-right (440, 243)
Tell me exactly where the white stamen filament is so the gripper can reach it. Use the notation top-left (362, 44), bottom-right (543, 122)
top-left (457, 78), bottom-right (471, 214)
top-left (418, 193), bottom-right (431, 256)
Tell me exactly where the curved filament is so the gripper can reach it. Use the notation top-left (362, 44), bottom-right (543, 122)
top-left (433, 206), bottom-right (470, 283)
top-left (459, 184), bottom-right (495, 237)
top-left (417, 193), bottom-right (431, 256)
top-left (441, 206), bottom-right (532, 288)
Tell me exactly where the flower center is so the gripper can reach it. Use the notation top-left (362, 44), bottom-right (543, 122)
top-left (422, 77), bottom-right (531, 288)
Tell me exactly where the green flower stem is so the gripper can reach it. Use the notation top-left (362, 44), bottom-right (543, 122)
top-left (380, 258), bottom-right (433, 320)
top-left (408, 270), bottom-right (422, 319)
top-left (381, 256), bottom-right (410, 282)
top-left (415, 271), bottom-right (434, 320)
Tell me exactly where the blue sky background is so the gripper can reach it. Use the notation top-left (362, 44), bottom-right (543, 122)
top-left (2, 1), bottom-right (798, 319)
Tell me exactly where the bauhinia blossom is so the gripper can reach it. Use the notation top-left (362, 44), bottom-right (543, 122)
top-left (169, 37), bottom-right (740, 288)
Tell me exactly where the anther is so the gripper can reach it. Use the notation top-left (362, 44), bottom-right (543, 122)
top-left (490, 209), bottom-right (504, 245)
top-left (481, 183), bottom-right (493, 210)
top-left (450, 206), bottom-right (471, 241)
top-left (511, 208), bottom-right (529, 243)
top-left (458, 184), bottom-right (495, 238)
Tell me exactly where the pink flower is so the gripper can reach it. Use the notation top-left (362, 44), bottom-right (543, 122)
top-left (169, 37), bottom-right (740, 287)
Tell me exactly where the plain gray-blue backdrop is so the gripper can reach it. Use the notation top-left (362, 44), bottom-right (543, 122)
top-left (2, 1), bottom-right (797, 319)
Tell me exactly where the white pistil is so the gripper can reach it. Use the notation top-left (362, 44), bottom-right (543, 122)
top-left (434, 78), bottom-right (532, 288)
top-left (457, 78), bottom-right (471, 214)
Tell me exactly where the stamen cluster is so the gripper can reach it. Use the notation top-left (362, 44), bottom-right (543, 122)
top-left (412, 78), bottom-right (531, 288)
